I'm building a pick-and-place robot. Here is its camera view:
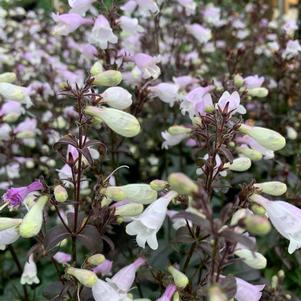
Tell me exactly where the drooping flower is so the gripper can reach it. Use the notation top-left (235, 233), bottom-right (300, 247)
top-left (156, 284), bottom-right (177, 301)
top-left (282, 40), bottom-right (301, 60)
top-left (216, 91), bottom-right (246, 115)
top-left (3, 180), bottom-right (44, 207)
top-left (126, 191), bottom-right (178, 250)
top-left (68, 0), bottom-right (95, 16)
top-left (20, 254), bottom-right (40, 285)
top-left (89, 15), bottom-right (118, 49)
top-left (149, 83), bottom-right (179, 107)
top-left (134, 53), bottom-right (161, 79)
top-left (250, 194), bottom-right (301, 254)
top-left (53, 252), bottom-right (72, 264)
top-left (52, 13), bottom-right (92, 36)
top-left (235, 277), bottom-right (265, 301)
top-left (107, 258), bottom-right (145, 292)
top-left (180, 86), bottom-right (214, 118)
top-left (186, 24), bottom-right (212, 44)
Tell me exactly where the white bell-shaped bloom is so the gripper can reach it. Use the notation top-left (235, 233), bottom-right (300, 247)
top-left (149, 83), bottom-right (179, 107)
top-left (20, 254), bottom-right (40, 285)
top-left (216, 91), bottom-right (246, 115)
top-left (68, 0), bottom-right (95, 15)
top-left (235, 277), bottom-right (265, 301)
top-left (126, 191), bottom-right (178, 249)
top-left (0, 227), bottom-right (20, 250)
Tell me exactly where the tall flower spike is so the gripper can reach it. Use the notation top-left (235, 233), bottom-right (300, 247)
top-left (107, 257), bottom-right (146, 292)
top-left (126, 191), bottom-right (178, 250)
top-left (3, 180), bottom-right (44, 207)
top-left (250, 194), bottom-right (301, 254)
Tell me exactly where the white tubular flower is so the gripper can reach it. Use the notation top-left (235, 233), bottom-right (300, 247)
top-left (68, 0), bottom-right (95, 15)
top-left (126, 191), bottom-right (178, 250)
top-left (89, 15), bottom-right (118, 49)
top-left (0, 227), bottom-right (20, 250)
top-left (92, 279), bottom-right (127, 301)
top-left (149, 83), bottom-right (179, 107)
top-left (119, 16), bottom-right (144, 37)
top-left (20, 254), bottom-right (40, 285)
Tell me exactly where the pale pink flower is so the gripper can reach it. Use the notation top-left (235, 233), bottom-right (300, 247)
top-left (244, 75), bottom-right (264, 89)
top-left (282, 40), bottom-right (301, 60)
top-left (135, 0), bottom-right (159, 14)
top-left (68, 0), bottom-right (95, 15)
top-left (93, 259), bottom-right (113, 275)
top-left (134, 53), bottom-right (161, 79)
top-left (53, 252), bottom-right (72, 264)
top-left (216, 91), bottom-right (246, 115)
top-left (149, 83), bottom-right (179, 107)
top-left (156, 284), bottom-right (177, 301)
top-left (186, 24), bottom-right (212, 44)
top-left (235, 277), bottom-right (265, 301)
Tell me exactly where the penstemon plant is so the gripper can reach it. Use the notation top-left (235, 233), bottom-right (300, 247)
top-left (0, 0), bottom-right (301, 301)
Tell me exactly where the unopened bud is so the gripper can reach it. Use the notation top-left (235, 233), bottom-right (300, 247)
top-left (66, 267), bottom-right (97, 287)
top-left (239, 124), bottom-right (286, 151)
top-left (243, 215), bottom-right (271, 236)
top-left (85, 106), bottom-right (141, 138)
top-left (234, 74), bottom-right (244, 87)
top-left (19, 195), bottom-right (49, 238)
top-left (236, 146), bottom-right (262, 161)
top-left (208, 285), bottom-right (227, 301)
top-left (254, 181), bottom-right (287, 196)
top-left (234, 249), bottom-right (267, 269)
top-left (115, 203), bottom-right (144, 217)
top-left (0, 72), bottom-right (16, 83)
top-left (102, 87), bottom-right (132, 110)
top-left (278, 270), bottom-right (285, 279)
top-left (150, 179), bottom-right (168, 191)
top-left (93, 70), bottom-right (122, 87)
top-left (224, 157), bottom-right (251, 172)
top-left (168, 172), bottom-right (198, 195)
top-left (247, 87), bottom-right (269, 98)
top-left (286, 126), bottom-right (297, 140)
top-left (54, 185), bottom-right (68, 203)
top-left (119, 184), bottom-right (157, 204)
top-left (0, 217), bottom-right (22, 231)
top-left (168, 125), bottom-right (191, 136)
top-left (168, 265), bottom-right (189, 289)
top-left (173, 292), bottom-right (180, 301)
top-left (250, 204), bottom-right (266, 215)
top-left (87, 254), bottom-right (105, 266)
top-left (0, 83), bottom-right (27, 102)
top-left (104, 186), bottom-right (126, 201)
top-left (90, 61), bottom-right (103, 76)
top-left (271, 275), bottom-right (278, 289)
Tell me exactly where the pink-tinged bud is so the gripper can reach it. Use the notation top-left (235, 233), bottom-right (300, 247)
top-left (53, 252), bottom-right (72, 264)
top-left (239, 124), bottom-right (286, 151)
top-left (85, 106), bottom-right (140, 138)
top-left (87, 254), bottom-right (105, 266)
top-left (150, 179), bottom-right (168, 191)
top-left (254, 181), bottom-right (287, 196)
top-left (93, 259), bottom-right (113, 275)
top-left (156, 284), bottom-right (177, 301)
top-left (93, 70), bottom-right (122, 87)
top-left (243, 215), bottom-right (271, 236)
top-left (54, 185), bottom-right (68, 203)
top-left (108, 257), bottom-right (146, 292)
top-left (66, 267), bottom-right (97, 287)
top-left (168, 265), bottom-right (189, 289)
top-left (168, 172), bottom-right (198, 195)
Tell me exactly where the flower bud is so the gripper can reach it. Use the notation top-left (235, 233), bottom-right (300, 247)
top-left (102, 87), bottom-right (132, 110)
top-left (168, 265), bottom-right (189, 289)
top-left (150, 179), bottom-right (168, 191)
top-left (168, 125), bottom-right (191, 136)
top-left (173, 292), bottom-right (180, 301)
top-left (247, 87), bottom-right (269, 98)
top-left (168, 173), bottom-right (198, 195)
top-left (120, 184), bottom-right (158, 204)
top-left (234, 74), bottom-right (244, 87)
top-left (0, 83), bottom-right (27, 101)
top-left (104, 186), bottom-right (126, 201)
top-left (0, 72), bottom-right (16, 83)
top-left (286, 126), bottom-right (297, 140)
top-left (224, 157), bottom-right (251, 172)
top-left (234, 249), bottom-right (267, 269)
top-left (66, 267), bottom-right (97, 287)
top-left (0, 217), bottom-right (22, 231)
top-left (230, 208), bottom-right (250, 226)
top-left (115, 203), bottom-right (144, 217)
top-left (254, 181), bottom-right (287, 196)
top-left (93, 70), bottom-right (122, 87)
top-left (19, 195), bottom-right (48, 238)
top-left (239, 124), bottom-right (286, 151)
top-left (250, 204), bottom-right (266, 215)
top-left (85, 106), bottom-right (141, 137)
top-left (90, 61), bottom-right (103, 76)
top-left (236, 146), bottom-right (262, 161)
top-left (208, 285), bottom-right (227, 301)
top-left (87, 254), bottom-right (105, 266)
top-left (243, 215), bottom-right (271, 236)
top-left (54, 185), bottom-right (68, 203)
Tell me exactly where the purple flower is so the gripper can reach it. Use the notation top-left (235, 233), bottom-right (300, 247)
top-left (3, 180), bottom-right (44, 207)
top-left (156, 284), bottom-right (177, 301)
top-left (93, 259), bottom-right (113, 275)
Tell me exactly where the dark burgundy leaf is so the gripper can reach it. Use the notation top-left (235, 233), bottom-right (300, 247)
top-left (78, 147), bottom-right (93, 165)
top-left (53, 135), bottom-right (78, 150)
top-left (219, 275), bottom-right (237, 298)
top-left (172, 212), bottom-right (210, 231)
top-left (44, 225), bottom-right (70, 252)
top-left (219, 144), bottom-right (234, 163)
top-left (220, 228), bottom-right (256, 251)
top-left (78, 224), bottom-right (102, 252)
top-left (220, 202), bottom-right (234, 223)
top-left (174, 227), bottom-right (195, 244)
